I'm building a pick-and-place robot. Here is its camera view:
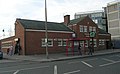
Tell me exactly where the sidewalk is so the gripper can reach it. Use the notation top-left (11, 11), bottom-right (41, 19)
top-left (3, 49), bottom-right (120, 62)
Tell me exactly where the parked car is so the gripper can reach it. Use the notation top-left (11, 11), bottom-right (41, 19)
top-left (0, 51), bottom-right (3, 59)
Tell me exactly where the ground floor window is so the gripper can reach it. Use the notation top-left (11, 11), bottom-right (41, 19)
top-left (58, 39), bottom-right (62, 46)
top-left (99, 39), bottom-right (105, 45)
top-left (90, 39), bottom-right (97, 47)
top-left (63, 39), bottom-right (67, 46)
top-left (41, 39), bottom-right (53, 47)
top-left (48, 39), bottom-right (53, 47)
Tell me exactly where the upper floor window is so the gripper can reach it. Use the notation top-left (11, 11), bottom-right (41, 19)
top-left (89, 26), bottom-right (96, 32)
top-left (84, 26), bottom-right (87, 32)
top-left (89, 26), bottom-right (92, 32)
top-left (93, 27), bottom-right (96, 32)
top-left (80, 25), bottom-right (83, 32)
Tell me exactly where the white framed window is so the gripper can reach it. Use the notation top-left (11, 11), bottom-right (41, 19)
top-left (99, 40), bottom-right (102, 45)
top-left (80, 25), bottom-right (83, 32)
top-left (74, 41), bottom-right (79, 46)
top-left (42, 39), bottom-right (46, 47)
top-left (85, 40), bottom-right (88, 47)
top-left (48, 39), bottom-right (53, 47)
top-left (41, 39), bottom-right (53, 47)
top-left (93, 27), bottom-right (96, 32)
top-left (102, 40), bottom-right (105, 45)
top-left (84, 26), bottom-right (87, 32)
top-left (58, 39), bottom-right (62, 46)
top-left (63, 39), bottom-right (67, 46)
top-left (90, 39), bottom-right (97, 47)
top-left (89, 26), bottom-right (92, 32)
top-left (99, 39), bottom-right (105, 45)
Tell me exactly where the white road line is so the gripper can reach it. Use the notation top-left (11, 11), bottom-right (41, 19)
top-left (68, 58), bottom-right (98, 64)
top-left (102, 58), bottom-right (115, 63)
top-left (0, 70), bottom-right (17, 73)
top-left (13, 70), bottom-right (20, 74)
top-left (99, 61), bottom-right (120, 67)
top-left (19, 66), bottom-right (49, 71)
top-left (83, 58), bottom-right (98, 61)
top-left (115, 55), bottom-right (120, 58)
top-left (68, 61), bottom-right (80, 64)
top-left (81, 61), bottom-right (93, 68)
top-left (54, 65), bottom-right (58, 74)
top-left (0, 66), bottom-right (49, 74)
top-left (64, 70), bottom-right (80, 74)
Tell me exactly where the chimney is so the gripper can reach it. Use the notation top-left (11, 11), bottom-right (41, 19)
top-left (64, 15), bottom-right (70, 26)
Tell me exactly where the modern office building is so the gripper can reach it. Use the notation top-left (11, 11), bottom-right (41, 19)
top-left (74, 10), bottom-right (108, 32)
top-left (107, 0), bottom-right (120, 48)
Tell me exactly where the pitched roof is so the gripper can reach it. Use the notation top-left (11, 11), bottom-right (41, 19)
top-left (69, 16), bottom-right (86, 24)
top-left (17, 19), bottom-right (73, 32)
top-left (98, 28), bottom-right (110, 34)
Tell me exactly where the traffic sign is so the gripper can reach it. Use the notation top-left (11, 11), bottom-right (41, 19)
top-left (90, 31), bottom-right (96, 38)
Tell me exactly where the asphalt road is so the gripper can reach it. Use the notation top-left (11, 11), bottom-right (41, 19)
top-left (0, 53), bottom-right (120, 74)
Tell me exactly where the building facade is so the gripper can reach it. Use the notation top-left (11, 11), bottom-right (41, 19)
top-left (64, 15), bottom-right (111, 52)
top-left (107, 0), bottom-right (120, 48)
top-left (74, 10), bottom-right (107, 32)
top-left (1, 15), bottom-right (111, 55)
top-left (1, 19), bottom-right (73, 55)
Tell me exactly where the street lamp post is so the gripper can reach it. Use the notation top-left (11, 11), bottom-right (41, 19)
top-left (45, 0), bottom-right (49, 59)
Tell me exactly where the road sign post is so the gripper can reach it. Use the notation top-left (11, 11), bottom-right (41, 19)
top-left (89, 31), bottom-right (96, 53)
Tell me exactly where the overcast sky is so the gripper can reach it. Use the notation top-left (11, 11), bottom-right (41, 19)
top-left (0, 0), bottom-right (113, 39)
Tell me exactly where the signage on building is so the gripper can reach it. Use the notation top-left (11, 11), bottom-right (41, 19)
top-left (89, 31), bottom-right (96, 38)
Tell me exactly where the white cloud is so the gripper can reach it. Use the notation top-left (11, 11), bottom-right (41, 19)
top-left (0, 0), bottom-right (113, 38)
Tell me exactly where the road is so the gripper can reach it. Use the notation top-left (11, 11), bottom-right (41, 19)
top-left (0, 53), bottom-right (120, 74)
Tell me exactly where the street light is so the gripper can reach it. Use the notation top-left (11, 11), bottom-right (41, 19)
top-left (45, 0), bottom-right (49, 59)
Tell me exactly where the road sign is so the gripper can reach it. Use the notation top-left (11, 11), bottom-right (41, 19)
top-left (89, 31), bottom-right (96, 38)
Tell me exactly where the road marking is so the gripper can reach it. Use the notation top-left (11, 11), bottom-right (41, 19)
top-left (19, 65), bottom-right (49, 71)
top-left (13, 70), bottom-right (20, 74)
top-left (68, 61), bottom-right (80, 64)
top-left (0, 66), bottom-right (49, 73)
top-left (54, 65), bottom-right (58, 74)
top-left (64, 70), bottom-right (80, 74)
top-left (83, 58), bottom-right (98, 61)
top-left (68, 58), bottom-right (98, 64)
top-left (115, 55), bottom-right (120, 58)
top-left (99, 61), bottom-right (120, 67)
top-left (81, 61), bottom-right (93, 68)
top-left (102, 58), bottom-right (115, 63)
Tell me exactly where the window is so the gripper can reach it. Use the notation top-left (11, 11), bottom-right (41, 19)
top-left (63, 39), bottom-right (67, 46)
top-left (42, 39), bottom-right (46, 47)
top-left (48, 39), bottom-right (53, 47)
top-left (80, 25), bottom-right (83, 32)
top-left (89, 26), bottom-right (96, 32)
top-left (84, 26), bottom-right (87, 32)
top-left (58, 39), bottom-right (62, 46)
top-left (89, 26), bottom-right (92, 32)
top-left (41, 39), bottom-right (53, 47)
top-left (85, 40), bottom-right (88, 47)
top-left (90, 39), bottom-right (97, 47)
top-left (93, 27), bottom-right (96, 32)
top-left (99, 39), bottom-right (105, 45)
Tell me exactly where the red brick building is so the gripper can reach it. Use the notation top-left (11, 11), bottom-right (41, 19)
top-left (1, 19), bottom-right (74, 55)
top-left (1, 15), bottom-right (111, 55)
top-left (64, 15), bottom-right (111, 52)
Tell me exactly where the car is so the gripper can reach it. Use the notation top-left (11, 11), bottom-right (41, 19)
top-left (0, 51), bottom-right (3, 59)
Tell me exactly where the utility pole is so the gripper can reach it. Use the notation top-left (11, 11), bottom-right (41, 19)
top-left (45, 0), bottom-right (49, 59)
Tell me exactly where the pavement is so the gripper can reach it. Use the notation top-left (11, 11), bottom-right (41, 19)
top-left (2, 49), bottom-right (120, 62)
